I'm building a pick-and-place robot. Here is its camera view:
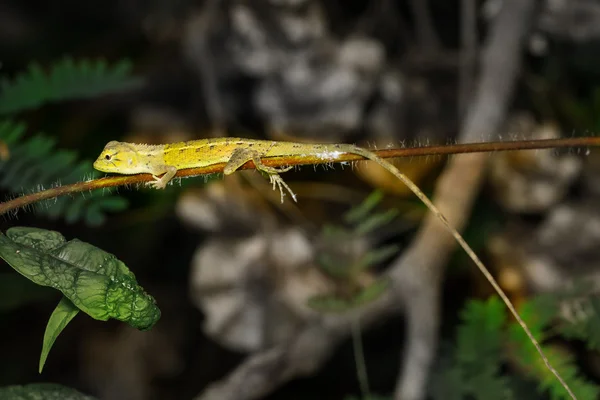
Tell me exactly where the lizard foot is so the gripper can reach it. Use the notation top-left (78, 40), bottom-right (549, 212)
top-left (268, 173), bottom-right (297, 203)
top-left (147, 177), bottom-right (167, 190)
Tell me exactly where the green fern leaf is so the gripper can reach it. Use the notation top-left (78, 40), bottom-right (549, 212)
top-left (307, 279), bottom-right (390, 312)
top-left (0, 57), bottom-right (143, 114)
top-left (432, 297), bottom-right (513, 400)
top-left (430, 356), bottom-right (467, 400)
top-left (508, 300), bottom-right (600, 400)
top-left (344, 190), bottom-right (385, 224)
top-left (457, 297), bottom-right (513, 400)
top-left (0, 119), bottom-right (128, 225)
top-left (351, 245), bottom-right (400, 274)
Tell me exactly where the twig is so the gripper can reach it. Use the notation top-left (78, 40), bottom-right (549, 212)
top-left (1, 137), bottom-right (598, 218)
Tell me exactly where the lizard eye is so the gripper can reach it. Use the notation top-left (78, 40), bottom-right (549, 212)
top-left (104, 154), bottom-right (111, 160)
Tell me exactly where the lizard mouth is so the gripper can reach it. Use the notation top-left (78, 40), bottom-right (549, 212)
top-left (93, 159), bottom-right (114, 172)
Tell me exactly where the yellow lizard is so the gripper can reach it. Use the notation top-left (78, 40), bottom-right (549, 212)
top-left (92, 136), bottom-right (572, 397)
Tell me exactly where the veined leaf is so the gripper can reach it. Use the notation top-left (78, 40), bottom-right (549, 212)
top-left (0, 227), bottom-right (160, 329)
top-left (39, 297), bottom-right (80, 373)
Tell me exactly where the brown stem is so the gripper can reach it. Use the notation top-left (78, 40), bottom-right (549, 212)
top-left (0, 136), bottom-right (598, 217)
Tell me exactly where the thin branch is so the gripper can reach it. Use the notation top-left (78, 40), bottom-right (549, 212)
top-left (0, 137), bottom-right (598, 217)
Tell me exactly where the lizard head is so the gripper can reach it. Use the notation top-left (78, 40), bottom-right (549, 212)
top-left (93, 141), bottom-right (147, 174)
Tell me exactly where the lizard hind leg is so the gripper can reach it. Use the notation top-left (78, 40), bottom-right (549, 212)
top-left (223, 148), bottom-right (297, 203)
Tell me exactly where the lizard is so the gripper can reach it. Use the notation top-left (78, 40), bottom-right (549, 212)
top-left (92, 137), bottom-right (573, 397)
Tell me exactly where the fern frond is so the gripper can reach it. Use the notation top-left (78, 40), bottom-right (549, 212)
top-left (0, 57), bottom-right (143, 114)
top-left (439, 297), bottom-right (514, 400)
top-left (430, 352), bottom-right (468, 400)
top-left (308, 191), bottom-right (400, 312)
top-left (0, 119), bottom-right (127, 225)
top-left (508, 300), bottom-right (600, 400)
top-left (432, 288), bottom-right (600, 399)
top-left (344, 190), bottom-right (385, 224)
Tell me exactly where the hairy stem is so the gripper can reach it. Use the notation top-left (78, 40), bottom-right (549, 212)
top-left (0, 136), bottom-right (598, 218)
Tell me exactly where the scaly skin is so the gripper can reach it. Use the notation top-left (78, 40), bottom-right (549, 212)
top-left (93, 138), bottom-right (356, 202)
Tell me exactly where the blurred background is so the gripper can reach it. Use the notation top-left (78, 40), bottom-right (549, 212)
top-left (1, 0), bottom-right (600, 399)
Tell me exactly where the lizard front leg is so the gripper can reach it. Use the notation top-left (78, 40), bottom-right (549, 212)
top-left (147, 165), bottom-right (177, 189)
top-left (223, 148), bottom-right (296, 203)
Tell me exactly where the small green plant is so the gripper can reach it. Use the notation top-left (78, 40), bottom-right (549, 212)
top-left (0, 227), bottom-right (160, 372)
top-left (307, 190), bottom-right (398, 312)
top-left (0, 57), bottom-right (141, 225)
top-left (431, 292), bottom-right (600, 400)
top-left (0, 57), bottom-right (142, 114)
top-left (0, 58), bottom-right (159, 378)
top-left (306, 191), bottom-right (401, 400)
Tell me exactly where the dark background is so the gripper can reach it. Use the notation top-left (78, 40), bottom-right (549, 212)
top-left (1, 1), bottom-right (600, 399)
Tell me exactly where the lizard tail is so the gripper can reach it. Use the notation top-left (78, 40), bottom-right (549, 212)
top-left (349, 146), bottom-right (575, 400)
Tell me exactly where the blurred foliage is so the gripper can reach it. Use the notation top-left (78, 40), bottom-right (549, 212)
top-left (0, 383), bottom-right (97, 400)
top-left (0, 120), bottom-right (127, 225)
top-left (0, 58), bottom-right (142, 114)
top-left (2, 1), bottom-right (600, 399)
top-left (307, 190), bottom-right (398, 313)
top-left (431, 292), bottom-right (600, 400)
top-left (0, 58), bottom-right (141, 225)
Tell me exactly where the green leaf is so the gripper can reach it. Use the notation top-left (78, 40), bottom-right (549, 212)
top-left (353, 209), bottom-right (399, 236)
top-left (39, 297), bottom-right (80, 373)
top-left (430, 362), bottom-right (465, 400)
top-left (0, 383), bottom-right (96, 400)
top-left (307, 279), bottom-right (390, 312)
top-left (0, 58), bottom-right (143, 114)
top-left (316, 252), bottom-right (354, 279)
top-left (0, 227), bottom-right (160, 330)
top-left (0, 119), bottom-right (128, 225)
top-left (344, 190), bottom-right (384, 224)
top-left (508, 301), bottom-right (600, 400)
top-left (351, 245), bottom-right (400, 274)
top-left (351, 279), bottom-right (390, 306)
top-left (431, 297), bottom-right (513, 400)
